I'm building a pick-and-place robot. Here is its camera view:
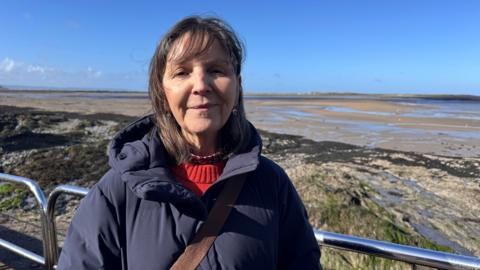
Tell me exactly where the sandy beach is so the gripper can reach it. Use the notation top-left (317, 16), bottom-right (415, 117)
top-left (1, 90), bottom-right (479, 157)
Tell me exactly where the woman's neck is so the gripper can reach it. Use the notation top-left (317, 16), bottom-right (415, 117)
top-left (183, 131), bottom-right (218, 156)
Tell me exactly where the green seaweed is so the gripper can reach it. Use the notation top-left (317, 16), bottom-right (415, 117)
top-left (9, 140), bottom-right (110, 189)
top-left (296, 172), bottom-right (453, 269)
top-left (0, 184), bottom-right (15, 194)
top-left (0, 196), bottom-right (23, 210)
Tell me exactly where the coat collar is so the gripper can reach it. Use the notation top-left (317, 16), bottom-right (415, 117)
top-left (108, 115), bottom-right (261, 208)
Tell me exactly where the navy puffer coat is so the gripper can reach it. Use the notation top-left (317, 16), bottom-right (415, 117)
top-left (57, 116), bottom-right (322, 270)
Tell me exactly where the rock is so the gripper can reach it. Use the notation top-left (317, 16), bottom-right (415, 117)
top-left (21, 197), bottom-right (36, 211)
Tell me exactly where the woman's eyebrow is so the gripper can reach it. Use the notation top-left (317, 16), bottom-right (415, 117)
top-left (170, 58), bottom-right (231, 67)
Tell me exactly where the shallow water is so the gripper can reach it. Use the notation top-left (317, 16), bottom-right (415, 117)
top-left (247, 96), bottom-right (480, 155)
top-left (400, 100), bottom-right (480, 120)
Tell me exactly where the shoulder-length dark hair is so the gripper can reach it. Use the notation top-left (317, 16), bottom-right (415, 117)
top-left (148, 16), bottom-right (251, 164)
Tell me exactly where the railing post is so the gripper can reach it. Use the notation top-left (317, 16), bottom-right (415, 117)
top-left (42, 213), bottom-right (56, 270)
top-left (43, 212), bottom-right (59, 269)
top-left (46, 184), bottom-right (89, 268)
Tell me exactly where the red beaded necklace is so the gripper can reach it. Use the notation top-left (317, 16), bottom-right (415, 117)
top-left (189, 151), bottom-right (226, 165)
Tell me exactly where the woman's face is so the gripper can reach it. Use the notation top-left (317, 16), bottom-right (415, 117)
top-left (162, 35), bottom-right (239, 148)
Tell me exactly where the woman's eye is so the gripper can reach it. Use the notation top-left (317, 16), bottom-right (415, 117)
top-left (210, 68), bottom-right (225, 75)
top-left (173, 70), bottom-right (188, 77)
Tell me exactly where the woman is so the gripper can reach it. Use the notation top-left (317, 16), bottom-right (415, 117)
top-left (57, 16), bottom-right (322, 270)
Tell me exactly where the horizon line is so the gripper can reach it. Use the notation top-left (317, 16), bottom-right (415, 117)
top-left (1, 84), bottom-right (479, 98)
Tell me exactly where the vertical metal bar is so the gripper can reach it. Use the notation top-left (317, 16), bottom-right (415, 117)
top-left (43, 212), bottom-right (59, 270)
top-left (41, 213), bottom-right (55, 270)
top-left (45, 188), bottom-right (62, 266)
top-left (46, 184), bottom-right (89, 267)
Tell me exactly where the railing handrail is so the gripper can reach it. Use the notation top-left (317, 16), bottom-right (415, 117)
top-left (315, 230), bottom-right (480, 270)
top-left (0, 238), bottom-right (45, 265)
top-left (0, 173), bottom-right (50, 269)
top-left (0, 173), bottom-right (47, 213)
top-left (1, 173), bottom-right (480, 270)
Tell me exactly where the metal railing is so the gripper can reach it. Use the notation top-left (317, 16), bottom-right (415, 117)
top-left (1, 172), bottom-right (480, 270)
top-left (46, 184), bottom-right (89, 265)
top-left (0, 173), bottom-right (48, 267)
top-left (315, 230), bottom-right (480, 270)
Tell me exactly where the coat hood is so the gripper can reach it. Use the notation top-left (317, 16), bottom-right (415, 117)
top-left (107, 115), bottom-right (261, 210)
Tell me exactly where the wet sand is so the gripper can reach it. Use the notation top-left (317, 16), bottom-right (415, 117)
top-left (1, 90), bottom-right (479, 157)
top-left (245, 98), bottom-right (480, 157)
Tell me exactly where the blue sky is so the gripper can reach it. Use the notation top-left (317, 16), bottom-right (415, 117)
top-left (1, 1), bottom-right (479, 95)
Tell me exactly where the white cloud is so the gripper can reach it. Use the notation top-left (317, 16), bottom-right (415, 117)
top-left (0, 57), bottom-right (145, 90)
top-left (27, 65), bottom-right (47, 73)
top-left (86, 66), bottom-right (102, 78)
top-left (0, 57), bottom-right (103, 82)
top-left (0, 58), bottom-right (16, 72)
top-left (0, 58), bottom-right (56, 75)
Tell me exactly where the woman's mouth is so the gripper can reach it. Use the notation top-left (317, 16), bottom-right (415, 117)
top-left (191, 104), bottom-right (216, 109)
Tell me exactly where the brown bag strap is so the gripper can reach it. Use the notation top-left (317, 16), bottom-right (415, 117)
top-left (170, 174), bottom-right (246, 270)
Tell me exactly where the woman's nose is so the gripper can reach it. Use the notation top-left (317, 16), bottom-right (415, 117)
top-left (191, 71), bottom-right (211, 94)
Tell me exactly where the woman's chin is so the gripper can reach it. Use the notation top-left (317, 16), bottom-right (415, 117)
top-left (184, 122), bottom-right (222, 138)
